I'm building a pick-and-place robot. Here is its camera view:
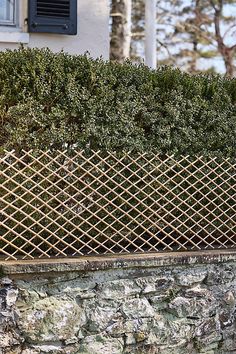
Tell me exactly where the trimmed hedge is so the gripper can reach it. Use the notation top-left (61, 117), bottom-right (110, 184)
top-left (0, 47), bottom-right (236, 157)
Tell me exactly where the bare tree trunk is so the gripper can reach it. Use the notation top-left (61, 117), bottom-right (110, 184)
top-left (211, 0), bottom-right (236, 77)
top-left (110, 0), bottom-right (132, 62)
top-left (222, 47), bottom-right (235, 77)
top-left (189, 0), bottom-right (201, 73)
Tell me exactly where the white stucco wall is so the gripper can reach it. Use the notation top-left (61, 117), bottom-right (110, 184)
top-left (0, 0), bottom-right (109, 59)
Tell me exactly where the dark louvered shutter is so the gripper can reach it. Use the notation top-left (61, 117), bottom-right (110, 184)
top-left (28, 0), bottom-right (77, 35)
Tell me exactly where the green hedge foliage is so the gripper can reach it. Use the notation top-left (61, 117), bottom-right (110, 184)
top-left (0, 47), bottom-right (236, 157)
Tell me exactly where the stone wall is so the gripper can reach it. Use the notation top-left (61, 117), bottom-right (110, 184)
top-left (0, 251), bottom-right (236, 354)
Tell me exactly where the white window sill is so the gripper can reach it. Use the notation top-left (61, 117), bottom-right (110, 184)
top-left (0, 31), bottom-right (29, 44)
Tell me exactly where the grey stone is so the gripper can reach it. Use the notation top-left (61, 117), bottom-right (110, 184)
top-left (0, 331), bottom-right (22, 348)
top-left (86, 303), bottom-right (117, 332)
top-left (194, 317), bottom-right (222, 352)
top-left (1, 278), bottom-right (13, 286)
top-left (223, 291), bottom-right (235, 306)
top-left (79, 334), bottom-right (124, 354)
top-left (18, 298), bottom-right (86, 342)
top-left (175, 269), bottom-right (207, 286)
top-left (185, 285), bottom-right (211, 298)
top-left (6, 288), bottom-right (18, 307)
top-left (97, 279), bottom-right (140, 300)
top-left (149, 294), bottom-right (169, 310)
top-left (121, 298), bottom-right (155, 319)
top-left (168, 295), bottom-right (216, 319)
top-left (205, 266), bottom-right (235, 285)
top-left (135, 276), bottom-right (174, 295)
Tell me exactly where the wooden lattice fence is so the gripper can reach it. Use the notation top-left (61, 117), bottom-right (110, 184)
top-left (0, 150), bottom-right (235, 260)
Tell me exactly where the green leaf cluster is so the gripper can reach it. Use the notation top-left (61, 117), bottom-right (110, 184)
top-left (0, 48), bottom-right (236, 157)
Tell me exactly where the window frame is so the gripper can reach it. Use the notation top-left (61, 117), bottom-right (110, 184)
top-left (0, 1), bottom-right (29, 44)
top-left (0, 0), bottom-right (18, 27)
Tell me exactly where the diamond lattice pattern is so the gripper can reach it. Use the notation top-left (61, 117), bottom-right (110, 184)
top-left (0, 151), bottom-right (235, 260)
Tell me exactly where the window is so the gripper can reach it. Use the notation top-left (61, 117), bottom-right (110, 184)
top-left (0, 0), bottom-right (29, 44)
top-left (0, 0), bottom-right (16, 26)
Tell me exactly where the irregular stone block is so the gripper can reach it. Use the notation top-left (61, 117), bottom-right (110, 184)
top-left (205, 266), bottom-right (235, 285)
top-left (97, 279), bottom-right (140, 300)
top-left (79, 334), bottom-right (124, 354)
top-left (185, 285), bottom-right (212, 298)
top-left (168, 295), bottom-right (216, 319)
top-left (18, 298), bottom-right (86, 342)
top-left (121, 298), bottom-right (155, 319)
top-left (135, 276), bottom-right (174, 295)
top-left (175, 269), bottom-right (207, 286)
top-left (86, 303), bottom-right (117, 332)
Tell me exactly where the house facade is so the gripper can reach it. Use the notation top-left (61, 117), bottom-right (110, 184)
top-left (0, 0), bottom-right (109, 59)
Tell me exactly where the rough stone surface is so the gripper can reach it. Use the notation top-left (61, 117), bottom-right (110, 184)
top-left (0, 255), bottom-right (236, 353)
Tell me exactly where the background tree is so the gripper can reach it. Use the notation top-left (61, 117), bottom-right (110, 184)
top-left (110, 0), bottom-right (132, 61)
top-left (209, 0), bottom-right (236, 77)
top-left (110, 0), bottom-right (236, 76)
top-left (171, 0), bottom-right (236, 76)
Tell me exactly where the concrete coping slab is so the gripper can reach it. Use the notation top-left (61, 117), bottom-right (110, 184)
top-left (0, 249), bottom-right (236, 275)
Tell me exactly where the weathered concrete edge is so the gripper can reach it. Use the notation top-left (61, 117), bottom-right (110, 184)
top-left (1, 249), bottom-right (236, 275)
